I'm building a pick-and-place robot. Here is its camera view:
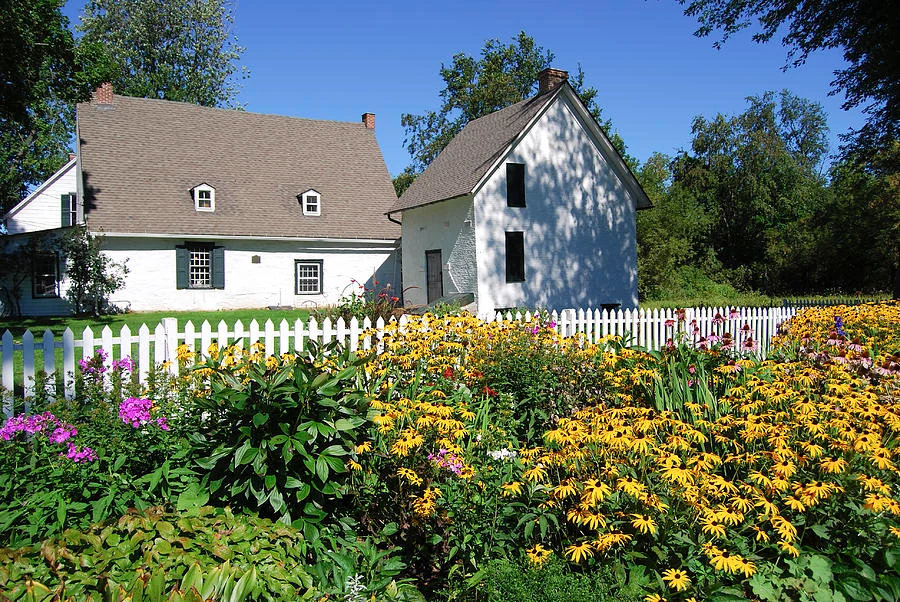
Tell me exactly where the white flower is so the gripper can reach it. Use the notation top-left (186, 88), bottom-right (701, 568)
top-left (487, 448), bottom-right (517, 461)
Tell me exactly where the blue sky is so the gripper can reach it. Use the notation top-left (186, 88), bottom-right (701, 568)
top-left (63, 0), bottom-right (865, 176)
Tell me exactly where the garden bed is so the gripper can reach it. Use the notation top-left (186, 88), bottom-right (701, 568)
top-left (1, 303), bottom-right (898, 600)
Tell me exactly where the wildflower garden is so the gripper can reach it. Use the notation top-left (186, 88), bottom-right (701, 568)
top-left (1, 303), bottom-right (900, 601)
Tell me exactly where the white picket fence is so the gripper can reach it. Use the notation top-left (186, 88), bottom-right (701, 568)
top-left (1, 306), bottom-right (799, 417)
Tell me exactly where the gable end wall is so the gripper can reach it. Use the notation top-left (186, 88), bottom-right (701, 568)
top-left (473, 94), bottom-right (638, 315)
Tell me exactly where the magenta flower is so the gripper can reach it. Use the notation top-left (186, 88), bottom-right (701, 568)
top-left (119, 397), bottom-right (153, 427)
top-left (63, 442), bottom-right (97, 463)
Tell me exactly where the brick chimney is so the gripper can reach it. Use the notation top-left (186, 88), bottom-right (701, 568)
top-left (362, 112), bottom-right (375, 130)
top-left (93, 82), bottom-right (113, 105)
top-left (537, 68), bottom-right (569, 95)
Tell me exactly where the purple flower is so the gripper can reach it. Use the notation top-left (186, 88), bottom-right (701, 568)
top-left (119, 397), bottom-right (170, 431)
top-left (119, 397), bottom-right (153, 427)
top-left (48, 425), bottom-right (77, 444)
top-left (62, 442), bottom-right (97, 463)
top-left (113, 356), bottom-right (135, 372)
top-left (834, 316), bottom-right (846, 337)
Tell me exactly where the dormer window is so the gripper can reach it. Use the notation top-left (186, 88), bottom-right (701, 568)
top-left (192, 184), bottom-right (215, 212)
top-left (299, 189), bottom-right (321, 216)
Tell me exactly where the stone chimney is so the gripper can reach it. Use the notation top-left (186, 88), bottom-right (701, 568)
top-left (362, 112), bottom-right (375, 130)
top-left (93, 82), bottom-right (113, 105)
top-left (537, 68), bottom-right (569, 95)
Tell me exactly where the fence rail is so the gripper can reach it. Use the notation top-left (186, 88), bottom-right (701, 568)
top-left (1, 306), bottom-right (801, 417)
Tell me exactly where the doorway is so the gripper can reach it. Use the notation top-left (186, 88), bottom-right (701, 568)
top-left (425, 250), bottom-right (443, 304)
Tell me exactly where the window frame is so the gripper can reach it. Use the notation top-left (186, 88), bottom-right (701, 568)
top-left (61, 193), bottom-right (77, 226)
top-left (176, 242), bottom-right (224, 290)
top-left (295, 259), bottom-right (323, 295)
top-left (192, 184), bottom-right (216, 212)
top-left (32, 251), bottom-right (60, 299)
top-left (506, 163), bottom-right (526, 208)
top-left (188, 243), bottom-right (214, 289)
top-left (299, 189), bottom-right (322, 216)
top-left (505, 231), bottom-right (525, 283)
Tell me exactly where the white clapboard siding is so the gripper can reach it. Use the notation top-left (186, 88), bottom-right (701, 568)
top-left (0, 305), bottom-right (805, 417)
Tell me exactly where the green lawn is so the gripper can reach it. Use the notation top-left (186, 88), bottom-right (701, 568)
top-left (0, 308), bottom-right (313, 339)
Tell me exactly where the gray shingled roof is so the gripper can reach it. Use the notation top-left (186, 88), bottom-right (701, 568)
top-left (389, 91), bottom-right (557, 213)
top-left (77, 95), bottom-right (400, 240)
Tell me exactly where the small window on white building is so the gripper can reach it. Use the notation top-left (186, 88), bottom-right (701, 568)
top-left (192, 184), bottom-right (215, 212)
top-left (295, 260), bottom-right (323, 294)
top-left (298, 189), bottom-right (321, 216)
top-left (33, 252), bottom-right (60, 298)
top-left (61, 193), bottom-right (77, 226)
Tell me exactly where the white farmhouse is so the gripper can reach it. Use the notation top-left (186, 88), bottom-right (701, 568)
top-left (388, 69), bottom-right (652, 317)
top-left (1, 84), bottom-right (400, 315)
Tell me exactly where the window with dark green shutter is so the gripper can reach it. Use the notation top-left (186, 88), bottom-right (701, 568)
top-left (505, 231), bottom-right (525, 282)
top-left (176, 243), bottom-right (224, 289)
top-left (61, 193), bottom-right (77, 226)
top-left (506, 163), bottom-right (525, 207)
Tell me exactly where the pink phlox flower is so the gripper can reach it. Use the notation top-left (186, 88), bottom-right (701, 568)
top-left (155, 416), bottom-right (170, 431)
top-left (48, 425), bottom-right (77, 444)
top-left (546, 321), bottom-right (556, 329)
top-left (113, 356), bottom-right (135, 372)
top-left (118, 397), bottom-right (153, 428)
top-left (62, 442), bottom-right (97, 463)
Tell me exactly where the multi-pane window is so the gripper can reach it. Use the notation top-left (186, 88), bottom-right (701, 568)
top-left (189, 245), bottom-right (212, 288)
top-left (176, 243), bottom-right (223, 289)
top-left (193, 184), bottom-right (215, 212)
top-left (506, 163), bottom-right (526, 207)
top-left (61, 193), bottom-right (77, 226)
top-left (299, 189), bottom-right (322, 216)
top-left (295, 260), bottom-right (323, 294)
top-left (33, 252), bottom-right (59, 298)
top-left (505, 231), bottom-right (525, 283)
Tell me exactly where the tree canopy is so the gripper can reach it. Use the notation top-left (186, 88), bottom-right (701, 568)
top-left (397, 31), bottom-right (628, 195)
top-left (679, 0), bottom-right (899, 165)
top-left (0, 0), bottom-right (97, 214)
top-left (638, 90), bottom-right (833, 297)
top-left (78, 0), bottom-right (247, 108)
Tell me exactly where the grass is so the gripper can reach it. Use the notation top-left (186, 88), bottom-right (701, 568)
top-left (0, 308), bottom-right (313, 339)
top-left (640, 292), bottom-right (893, 310)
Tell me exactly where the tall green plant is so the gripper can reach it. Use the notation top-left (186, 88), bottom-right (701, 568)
top-left (63, 226), bottom-right (128, 316)
top-left (190, 342), bottom-right (370, 536)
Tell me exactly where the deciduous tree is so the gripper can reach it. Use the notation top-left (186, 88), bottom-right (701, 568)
top-left (0, 0), bottom-right (99, 214)
top-left (678, 0), bottom-right (899, 165)
top-left (399, 32), bottom-right (629, 185)
top-left (64, 226), bottom-right (128, 315)
top-left (78, 0), bottom-right (247, 108)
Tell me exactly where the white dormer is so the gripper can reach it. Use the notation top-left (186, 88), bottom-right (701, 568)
top-left (299, 189), bottom-right (321, 216)
top-left (192, 183), bottom-right (215, 212)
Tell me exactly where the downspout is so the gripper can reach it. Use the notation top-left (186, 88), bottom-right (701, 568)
top-left (387, 212), bottom-right (401, 226)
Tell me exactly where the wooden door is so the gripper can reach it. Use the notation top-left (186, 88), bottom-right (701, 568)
top-left (425, 250), bottom-right (443, 304)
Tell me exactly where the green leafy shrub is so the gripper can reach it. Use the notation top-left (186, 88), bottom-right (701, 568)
top-left (456, 557), bottom-right (643, 601)
top-left (189, 341), bottom-right (370, 536)
top-left (0, 506), bottom-right (319, 601)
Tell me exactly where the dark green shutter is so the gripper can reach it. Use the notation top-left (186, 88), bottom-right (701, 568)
top-left (61, 194), bottom-right (71, 227)
top-left (175, 246), bottom-right (188, 289)
top-left (212, 246), bottom-right (225, 289)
